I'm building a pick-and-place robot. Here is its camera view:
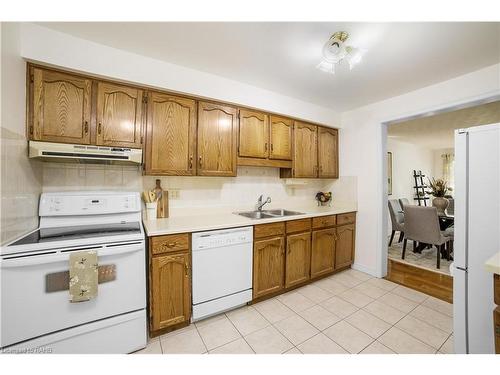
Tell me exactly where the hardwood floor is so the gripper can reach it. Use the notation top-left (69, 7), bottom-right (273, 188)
top-left (386, 259), bottom-right (453, 303)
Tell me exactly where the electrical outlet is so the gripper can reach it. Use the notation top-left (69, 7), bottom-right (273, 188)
top-left (169, 189), bottom-right (180, 199)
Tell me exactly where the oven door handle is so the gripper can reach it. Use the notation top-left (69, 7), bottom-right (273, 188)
top-left (1, 243), bottom-right (144, 268)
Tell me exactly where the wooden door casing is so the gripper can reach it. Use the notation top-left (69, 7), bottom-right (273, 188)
top-left (293, 121), bottom-right (318, 178)
top-left (318, 127), bottom-right (339, 178)
top-left (96, 82), bottom-right (143, 148)
top-left (285, 232), bottom-right (311, 288)
top-left (269, 116), bottom-right (293, 160)
top-left (32, 68), bottom-right (92, 144)
top-left (335, 224), bottom-right (355, 269)
top-left (253, 236), bottom-right (285, 299)
top-left (145, 92), bottom-right (197, 175)
top-left (150, 253), bottom-right (191, 332)
top-left (238, 109), bottom-right (269, 158)
top-left (197, 102), bottom-right (238, 176)
top-left (311, 228), bottom-right (336, 279)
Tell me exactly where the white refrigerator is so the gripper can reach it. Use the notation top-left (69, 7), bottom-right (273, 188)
top-left (453, 123), bottom-right (500, 354)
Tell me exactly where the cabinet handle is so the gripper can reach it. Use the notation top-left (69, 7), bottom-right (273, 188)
top-left (189, 155), bottom-right (193, 169)
top-left (265, 143), bottom-right (268, 152)
top-left (184, 263), bottom-right (189, 277)
top-left (98, 123), bottom-right (102, 135)
top-left (271, 144), bottom-right (274, 152)
top-left (199, 156), bottom-right (202, 167)
top-left (163, 242), bottom-right (177, 248)
top-left (84, 121), bottom-right (89, 133)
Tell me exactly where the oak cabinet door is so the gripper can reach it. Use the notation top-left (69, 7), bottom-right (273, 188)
top-left (311, 228), bottom-right (336, 279)
top-left (335, 224), bottom-right (355, 269)
top-left (269, 116), bottom-right (293, 160)
top-left (197, 102), bottom-right (238, 176)
top-left (96, 82), bottom-right (143, 148)
top-left (32, 68), bottom-right (92, 144)
top-left (285, 232), bottom-right (311, 288)
top-left (238, 109), bottom-right (268, 158)
top-left (145, 92), bottom-right (196, 175)
top-left (318, 127), bottom-right (339, 178)
top-left (293, 121), bottom-right (318, 178)
top-left (253, 237), bottom-right (285, 299)
top-left (150, 253), bottom-right (191, 332)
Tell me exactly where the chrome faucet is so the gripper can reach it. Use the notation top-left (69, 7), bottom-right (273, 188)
top-left (256, 195), bottom-right (271, 211)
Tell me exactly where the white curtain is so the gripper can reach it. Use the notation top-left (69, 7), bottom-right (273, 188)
top-left (442, 153), bottom-right (455, 190)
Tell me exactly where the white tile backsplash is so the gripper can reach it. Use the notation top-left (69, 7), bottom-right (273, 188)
top-left (41, 163), bottom-right (357, 216)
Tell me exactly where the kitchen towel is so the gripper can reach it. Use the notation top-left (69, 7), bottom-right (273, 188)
top-left (69, 250), bottom-right (98, 303)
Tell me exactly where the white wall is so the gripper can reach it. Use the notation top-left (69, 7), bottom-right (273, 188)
top-left (341, 63), bottom-right (500, 277)
top-left (19, 23), bottom-right (340, 127)
top-left (0, 23), bottom-right (43, 244)
top-left (387, 138), bottom-right (434, 203)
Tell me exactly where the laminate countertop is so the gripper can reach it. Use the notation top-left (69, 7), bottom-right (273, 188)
top-left (142, 204), bottom-right (357, 236)
top-left (485, 252), bottom-right (500, 275)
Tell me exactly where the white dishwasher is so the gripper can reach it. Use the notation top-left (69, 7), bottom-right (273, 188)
top-left (191, 226), bottom-right (253, 321)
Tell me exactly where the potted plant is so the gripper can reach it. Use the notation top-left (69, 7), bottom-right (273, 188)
top-left (426, 178), bottom-right (453, 215)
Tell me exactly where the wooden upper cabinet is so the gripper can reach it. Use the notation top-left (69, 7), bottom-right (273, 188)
top-left (238, 109), bottom-right (269, 158)
top-left (285, 232), bottom-right (311, 288)
top-left (31, 68), bottom-right (92, 144)
top-left (197, 102), bottom-right (238, 176)
top-left (318, 127), bottom-right (339, 178)
top-left (311, 228), bottom-right (335, 279)
top-left (293, 121), bottom-right (318, 178)
top-left (253, 236), bottom-right (285, 299)
top-left (150, 253), bottom-right (191, 332)
top-left (269, 116), bottom-right (293, 160)
top-left (145, 92), bottom-right (197, 175)
top-left (335, 224), bottom-right (356, 269)
top-left (96, 82), bottom-right (143, 148)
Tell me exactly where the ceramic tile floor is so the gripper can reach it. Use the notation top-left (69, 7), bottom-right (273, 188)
top-left (135, 268), bottom-right (454, 354)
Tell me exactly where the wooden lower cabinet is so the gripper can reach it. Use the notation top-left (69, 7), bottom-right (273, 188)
top-left (311, 228), bottom-right (335, 279)
top-left (150, 252), bottom-right (191, 333)
top-left (335, 224), bottom-right (356, 269)
top-left (253, 236), bottom-right (285, 299)
top-left (285, 232), bottom-right (311, 288)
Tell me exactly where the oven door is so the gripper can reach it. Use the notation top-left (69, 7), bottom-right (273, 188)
top-left (0, 241), bottom-right (146, 348)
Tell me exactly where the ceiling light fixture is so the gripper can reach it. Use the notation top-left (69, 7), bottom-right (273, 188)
top-left (317, 31), bottom-right (364, 74)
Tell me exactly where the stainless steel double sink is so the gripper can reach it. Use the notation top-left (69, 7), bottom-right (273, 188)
top-left (235, 209), bottom-right (305, 220)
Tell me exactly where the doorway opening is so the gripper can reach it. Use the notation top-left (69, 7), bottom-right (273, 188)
top-left (382, 100), bottom-right (500, 302)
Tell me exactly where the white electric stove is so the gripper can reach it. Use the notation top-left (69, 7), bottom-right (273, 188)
top-left (0, 191), bottom-right (147, 354)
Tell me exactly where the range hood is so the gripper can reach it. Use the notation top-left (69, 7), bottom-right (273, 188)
top-left (28, 141), bottom-right (142, 165)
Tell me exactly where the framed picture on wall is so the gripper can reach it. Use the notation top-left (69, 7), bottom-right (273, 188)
top-left (387, 152), bottom-right (393, 195)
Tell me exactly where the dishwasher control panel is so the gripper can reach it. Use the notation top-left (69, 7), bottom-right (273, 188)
top-left (192, 226), bottom-right (253, 250)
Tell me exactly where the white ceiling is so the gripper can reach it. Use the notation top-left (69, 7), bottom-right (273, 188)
top-left (40, 22), bottom-right (500, 112)
top-left (388, 101), bottom-right (500, 149)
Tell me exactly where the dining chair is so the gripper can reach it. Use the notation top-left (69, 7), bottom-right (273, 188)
top-left (444, 225), bottom-right (454, 260)
top-left (399, 198), bottom-right (410, 209)
top-left (388, 199), bottom-right (405, 246)
top-left (446, 198), bottom-right (455, 216)
top-left (402, 205), bottom-right (451, 269)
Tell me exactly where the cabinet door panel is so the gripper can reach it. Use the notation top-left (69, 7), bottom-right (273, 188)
top-left (151, 253), bottom-right (190, 331)
top-left (197, 102), bottom-right (238, 176)
top-left (293, 122), bottom-right (317, 178)
top-left (318, 127), bottom-right (339, 178)
top-left (285, 232), bottom-right (311, 288)
top-left (145, 92), bottom-right (196, 175)
top-left (253, 237), bottom-right (285, 299)
top-left (311, 228), bottom-right (335, 279)
top-left (239, 109), bottom-right (268, 158)
top-left (335, 224), bottom-right (355, 269)
top-left (96, 82), bottom-right (143, 148)
top-left (269, 116), bottom-right (292, 160)
top-left (32, 68), bottom-right (91, 144)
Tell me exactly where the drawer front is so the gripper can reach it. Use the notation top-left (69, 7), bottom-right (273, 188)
top-left (337, 212), bottom-right (356, 225)
top-left (312, 215), bottom-right (336, 229)
top-left (151, 233), bottom-right (189, 255)
top-left (495, 274), bottom-right (500, 306)
top-left (254, 222), bottom-right (285, 239)
top-left (286, 218), bottom-right (312, 234)
top-left (495, 307), bottom-right (500, 354)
